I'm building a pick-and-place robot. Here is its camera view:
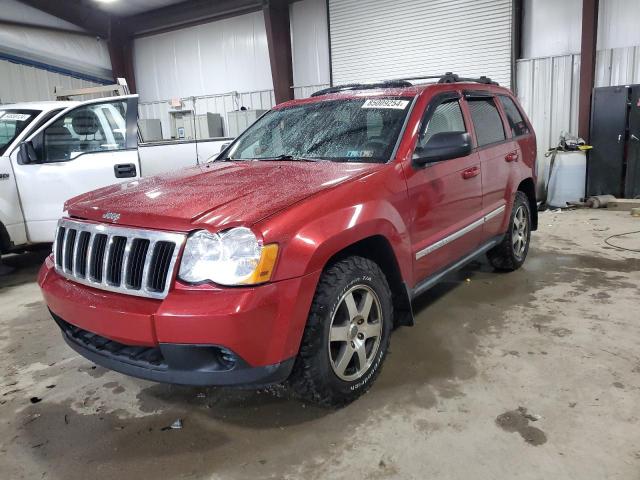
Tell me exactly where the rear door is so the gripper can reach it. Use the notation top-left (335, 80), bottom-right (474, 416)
top-left (10, 96), bottom-right (139, 243)
top-left (464, 93), bottom-right (513, 240)
top-left (405, 92), bottom-right (483, 283)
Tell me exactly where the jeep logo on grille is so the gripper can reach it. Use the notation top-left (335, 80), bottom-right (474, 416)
top-left (102, 212), bottom-right (121, 222)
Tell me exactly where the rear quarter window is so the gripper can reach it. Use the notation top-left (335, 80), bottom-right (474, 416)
top-left (467, 97), bottom-right (506, 147)
top-left (498, 95), bottom-right (530, 137)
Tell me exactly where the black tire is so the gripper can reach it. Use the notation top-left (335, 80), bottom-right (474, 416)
top-left (487, 191), bottom-right (531, 271)
top-left (288, 256), bottom-right (393, 407)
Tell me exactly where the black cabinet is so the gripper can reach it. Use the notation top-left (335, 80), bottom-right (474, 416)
top-left (587, 84), bottom-right (640, 198)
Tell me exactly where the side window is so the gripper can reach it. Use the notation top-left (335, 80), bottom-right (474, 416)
top-left (43, 100), bottom-right (128, 162)
top-left (418, 99), bottom-right (466, 148)
top-left (498, 95), bottom-right (530, 137)
top-left (467, 97), bottom-right (506, 147)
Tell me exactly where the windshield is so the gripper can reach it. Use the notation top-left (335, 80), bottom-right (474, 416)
top-left (0, 109), bottom-right (40, 155)
top-left (224, 97), bottom-right (412, 163)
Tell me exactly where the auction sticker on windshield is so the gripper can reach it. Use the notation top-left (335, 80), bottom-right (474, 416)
top-left (362, 99), bottom-right (409, 109)
top-left (0, 113), bottom-right (32, 121)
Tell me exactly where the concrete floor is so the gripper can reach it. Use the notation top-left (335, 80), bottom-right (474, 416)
top-left (1, 209), bottom-right (639, 480)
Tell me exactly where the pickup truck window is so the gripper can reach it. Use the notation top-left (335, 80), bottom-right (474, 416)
top-left (419, 100), bottom-right (466, 147)
top-left (43, 100), bottom-right (128, 163)
top-left (467, 98), bottom-right (506, 147)
top-left (0, 109), bottom-right (40, 155)
top-left (225, 98), bottom-right (412, 163)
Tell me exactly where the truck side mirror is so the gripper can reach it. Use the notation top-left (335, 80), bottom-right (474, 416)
top-left (413, 131), bottom-right (472, 167)
top-left (18, 140), bottom-right (40, 164)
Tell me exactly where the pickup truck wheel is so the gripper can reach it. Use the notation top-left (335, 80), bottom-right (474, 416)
top-left (487, 191), bottom-right (531, 271)
top-left (288, 256), bottom-right (392, 407)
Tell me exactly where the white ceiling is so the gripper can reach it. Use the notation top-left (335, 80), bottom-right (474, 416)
top-left (88, 0), bottom-right (186, 17)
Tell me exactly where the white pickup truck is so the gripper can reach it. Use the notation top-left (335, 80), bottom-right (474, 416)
top-left (0, 95), bottom-right (229, 254)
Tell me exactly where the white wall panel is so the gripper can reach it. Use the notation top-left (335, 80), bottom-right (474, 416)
top-left (133, 11), bottom-right (272, 103)
top-left (522, 0), bottom-right (582, 59)
top-left (522, 0), bottom-right (640, 58)
top-left (598, 0), bottom-right (640, 50)
top-left (0, 24), bottom-right (111, 81)
top-left (517, 45), bottom-right (640, 194)
top-left (329, 0), bottom-right (513, 88)
top-left (290, 0), bottom-right (330, 90)
top-left (0, 59), bottom-right (101, 104)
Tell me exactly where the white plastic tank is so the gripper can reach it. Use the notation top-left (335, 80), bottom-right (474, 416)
top-left (547, 151), bottom-right (586, 208)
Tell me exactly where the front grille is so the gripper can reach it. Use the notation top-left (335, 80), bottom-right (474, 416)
top-left (53, 218), bottom-right (186, 299)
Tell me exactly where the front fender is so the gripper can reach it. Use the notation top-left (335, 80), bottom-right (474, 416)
top-left (265, 199), bottom-right (413, 285)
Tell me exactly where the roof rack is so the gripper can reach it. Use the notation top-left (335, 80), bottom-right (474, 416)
top-left (310, 72), bottom-right (498, 97)
top-left (311, 80), bottom-right (413, 97)
top-left (436, 72), bottom-right (499, 85)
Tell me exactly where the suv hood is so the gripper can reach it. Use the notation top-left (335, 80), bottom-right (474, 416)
top-left (67, 161), bottom-right (380, 231)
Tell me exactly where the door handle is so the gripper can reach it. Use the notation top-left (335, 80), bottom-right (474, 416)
top-left (462, 166), bottom-right (480, 179)
top-left (505, 151), bottom-right (519, 162)
top-left (114, 163), bottom-right (137, 178)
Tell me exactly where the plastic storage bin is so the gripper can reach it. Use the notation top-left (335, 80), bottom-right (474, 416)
top-left (547, 151), bottom-right (586, 208)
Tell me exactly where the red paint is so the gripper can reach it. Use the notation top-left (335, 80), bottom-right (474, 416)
top-left (40, 81), bottom-right (536, 371)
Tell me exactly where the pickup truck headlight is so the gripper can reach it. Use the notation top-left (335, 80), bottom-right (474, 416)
top-left (178, 228), bottom-right (278, 286)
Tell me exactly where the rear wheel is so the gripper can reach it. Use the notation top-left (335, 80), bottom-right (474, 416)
top-left (288, 256), bottom-right (392, 407)
top-left (487, 191), bottom-right (531, 271)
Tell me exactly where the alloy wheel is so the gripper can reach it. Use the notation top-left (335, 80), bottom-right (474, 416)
top-left (328, 285), bottom-right (383, 382)
top-left (512, 205), bottom-right (529, 259)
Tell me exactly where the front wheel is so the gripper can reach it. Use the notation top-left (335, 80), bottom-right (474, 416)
top-left (288, 256), bottom-right (393, 407)
top-left (487, 191), bottom-right (532, 271)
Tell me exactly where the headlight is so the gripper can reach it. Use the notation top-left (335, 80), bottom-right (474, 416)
top-left (178, 227), bottom-right (278, 286)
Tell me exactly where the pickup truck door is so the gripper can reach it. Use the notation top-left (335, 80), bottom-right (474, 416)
top-left (1, 108), bottom-right (66, 248)
top-left (10, 95), bottom-right (139, 244)
top-left (405, 92), bottom-right (484, 284)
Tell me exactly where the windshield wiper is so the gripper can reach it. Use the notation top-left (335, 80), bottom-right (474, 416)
top-left (258, 155), bottom-right (319, 162)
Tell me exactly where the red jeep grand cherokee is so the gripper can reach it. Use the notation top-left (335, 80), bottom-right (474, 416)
top-left (39, 73), bottom-right (537, 406)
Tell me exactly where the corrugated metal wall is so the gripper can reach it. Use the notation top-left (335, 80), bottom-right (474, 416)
top-left (0, 59), bottom-right (102, 104)
top-left (0, 23), bottom-right (112, 82)
top-left (516, 45), bottom-right (640, 193)
top-left (328, 0), bottom-right (513, 88)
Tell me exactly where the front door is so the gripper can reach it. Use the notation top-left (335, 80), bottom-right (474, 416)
top-left (405, 93), bottom-right (483, 284)
top-left (10, 96), bottom-right (140, 243)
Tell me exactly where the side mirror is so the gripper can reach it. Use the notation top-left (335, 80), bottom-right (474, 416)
top-left (18, 140), bottom-right (40, 164)
top-left (413, 131), bottom-right (472, 167)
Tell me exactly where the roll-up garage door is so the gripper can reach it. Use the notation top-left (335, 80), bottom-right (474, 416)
top-left (328, 0), bottom-right (513, 88)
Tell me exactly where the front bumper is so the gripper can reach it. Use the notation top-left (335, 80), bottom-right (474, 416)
top-left (52, 312), bottom-right (294, 386)
top-left (39, 255), bottom-right (320, 386)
